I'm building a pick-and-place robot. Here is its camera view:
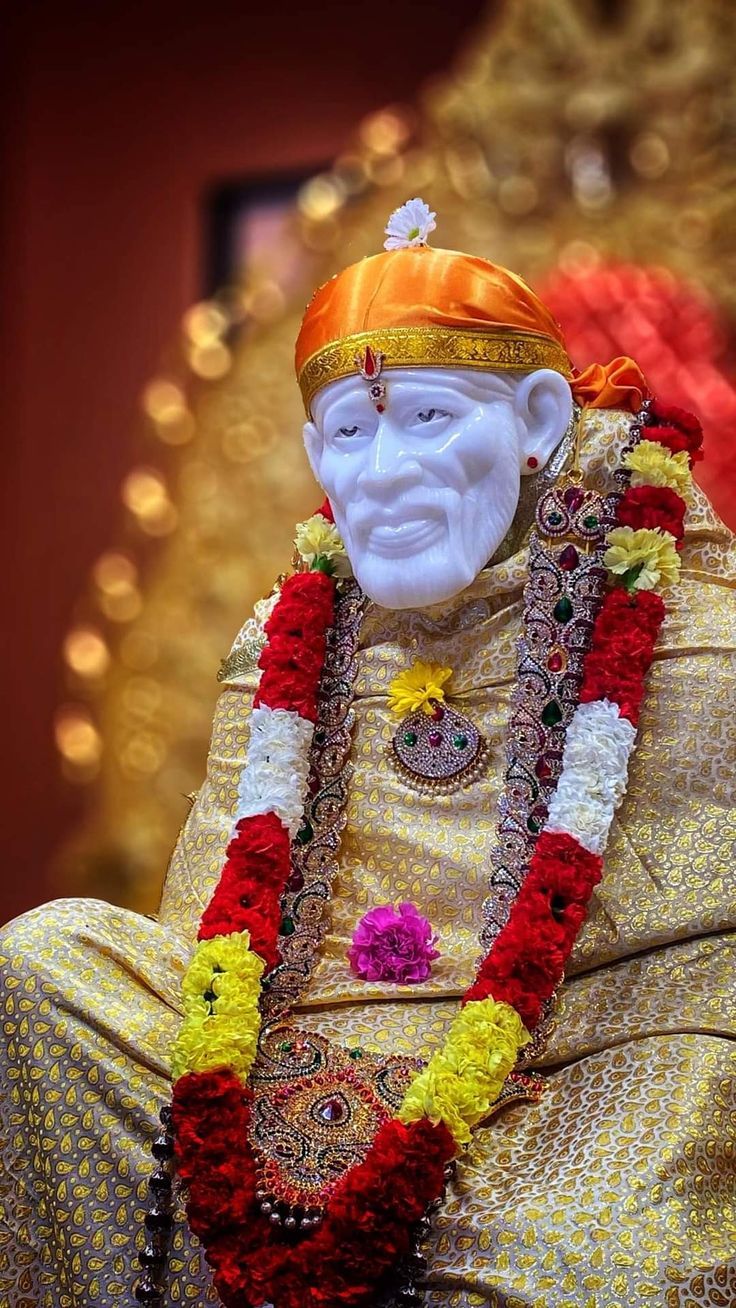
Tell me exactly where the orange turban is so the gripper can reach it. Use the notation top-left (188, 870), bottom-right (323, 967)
top-left (571, 356), bottom-right (649, 413)
top-left (296, 246), bottom-right (571, 416)
top-left (295, 244), bottom-right (648, 416)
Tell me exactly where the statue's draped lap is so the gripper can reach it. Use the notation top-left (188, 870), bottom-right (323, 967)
top-left (1, 417), bottom-right (735, 1306)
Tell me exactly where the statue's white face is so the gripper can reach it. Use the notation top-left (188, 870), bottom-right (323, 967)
top-left (303, 366), bottom-right (572, 609)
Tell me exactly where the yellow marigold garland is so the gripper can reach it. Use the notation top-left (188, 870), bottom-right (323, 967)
top-left (398, 997), bottom-right (530, 1145)
top-left (171, 932), bottom-right (264, 1081)
top-left (603, 525), bottom-right (681, 592)
top-left (622, 441), bottom-right (691, 496)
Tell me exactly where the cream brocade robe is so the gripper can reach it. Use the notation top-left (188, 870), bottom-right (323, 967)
top-left (1, 416), bottom-right (735, 1308)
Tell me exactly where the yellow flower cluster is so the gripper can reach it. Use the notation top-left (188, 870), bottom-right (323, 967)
top-left (604, 526), bottom-right (681, 592)
top-left (623, 440), bottom-right (691, 498)
top-left (388, 660), bottom-right (453, 718)
top-left (398, 997), bottom-right (530, 1145)
top-left (294, 515), bottom-right (350, 575)
top-left (171, 932), bottom-right (264, 1082)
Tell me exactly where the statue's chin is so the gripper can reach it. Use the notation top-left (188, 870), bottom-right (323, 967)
top-left (351, 551), bottom-right (481, 611)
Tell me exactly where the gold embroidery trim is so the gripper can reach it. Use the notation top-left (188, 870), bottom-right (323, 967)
top-left (217, 638), bottom-right (264, 683)
top-left (298, 326), bottom-right (572, 415)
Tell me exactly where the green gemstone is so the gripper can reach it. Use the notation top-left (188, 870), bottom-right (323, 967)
top-left (541, 700), bottom-right (563, 727)
top-left (280, 1040), bottom-right (294, 1052)
top-left (583, 514), bottom-right (599, 529)
top-left (348, 1047), bottom-right (364, 1059)
top-left (296, 820), bottom-right (314, 846)
top-left (281, 916), bottom-right (296, 936)
top-left (527, 815), bottom-right (541, 834)
top-left (403, 730), bottom-right (418, 746)
top-left (452, 733), bottom-right (468, 750)
top-left (553, 596), bottom-right (573, 623)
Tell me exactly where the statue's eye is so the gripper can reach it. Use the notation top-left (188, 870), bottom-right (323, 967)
top-left (416, 408), bottom-right (449, 423)
top-left (337, 425), bottom-right (360, 438)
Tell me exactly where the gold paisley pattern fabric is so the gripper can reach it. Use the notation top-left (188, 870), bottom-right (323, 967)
top-left (1, 413), bottom-right (735, 1306)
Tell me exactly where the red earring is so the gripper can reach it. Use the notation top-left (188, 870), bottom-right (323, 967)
top-left (526, 455), bottom-right (539, 469)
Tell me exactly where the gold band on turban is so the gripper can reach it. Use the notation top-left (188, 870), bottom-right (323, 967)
top-left (298, 325), bottom-right (572, 417)
top-left (295, 246), bottom-right (573, 416)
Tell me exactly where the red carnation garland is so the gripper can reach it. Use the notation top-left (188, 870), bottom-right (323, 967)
top-left (170, 566), bottom-right (341, 1308)
top-left (647, 399), bottom-right (704, 461)
top-left (616, 484), bottom-right (686, 543)
top-left (199, 569), bottom-right (337, 967)
top-left (173, 1069), bottom-right (455, 1308)
top-left (199, 812), bottom-right (292, 966)
top-left (166, 401), bottom-right (704, 1308)
top-left (578, 588), bottom-right (665, 726)
top-left (172, 1070), bottom-right (256, 1239)
top-left (576, 404), bottom-right (699, 724)
top-left (272, 1119), bottom-right (455, 1308)
top-left (255, 571), bottom-right (336, 722)
top-left (464, 832), bottom-right (603, 1028)
top-left (466, 402), bottom-right (701, 1022)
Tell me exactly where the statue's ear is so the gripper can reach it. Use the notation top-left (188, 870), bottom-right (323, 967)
top-left (302, 420), bottom-right (323, 484)
top-left (514, 369), bottom-right (573, 476)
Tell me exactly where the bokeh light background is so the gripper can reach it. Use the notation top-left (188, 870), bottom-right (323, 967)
top-left (2, 0), bottom-right (735, 926)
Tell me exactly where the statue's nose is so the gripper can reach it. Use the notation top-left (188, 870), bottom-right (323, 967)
top-left (357, 419), bottom-right (422, 491)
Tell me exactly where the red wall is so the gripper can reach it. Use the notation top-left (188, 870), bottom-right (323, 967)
top-left (0, 1), bottom-right (488, 925)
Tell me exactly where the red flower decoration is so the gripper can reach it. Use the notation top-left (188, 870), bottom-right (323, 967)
top-left (647, 400), bottom-right (704, 463)
top-left (580, 588), bottom-right (665, 725)
top-left (648, 399), bottom-right (702, 437)
top-left (172, 1069), bottom-right (256, 1239)
top-left (173, 1069), bottom-right (455, 1308)
top-left (274, 1119), bottom-right (455, 1308)
top-left (255, 570), bottom-right (335, 721)
top-left (465, 832), bottom-right (603, 1027)
top-left (648, 424), bottom-right (704, 465)
top-left (616, 484), bottom-right (686, 543)
top-left (198, 812), bottom-right (291, 966)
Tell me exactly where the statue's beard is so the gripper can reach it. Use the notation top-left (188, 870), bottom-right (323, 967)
top-left (340, 482), bottom-right (519, 611)
top-left (336, 423), bottom-right (575, 610)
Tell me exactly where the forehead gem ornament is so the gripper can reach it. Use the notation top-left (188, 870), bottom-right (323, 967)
top-left (354, 344), bottom-right (387, 413)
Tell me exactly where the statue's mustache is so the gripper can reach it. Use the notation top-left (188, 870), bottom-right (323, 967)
top-left (346, 487), bottom-right (462, 535)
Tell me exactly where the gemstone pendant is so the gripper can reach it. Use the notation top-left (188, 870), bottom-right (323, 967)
top-left (249, 1026), bottom-right (420, 1230)
top-left (388, 702), bottom-right (489, 795)
top-left (536, 480), bottom-right (606, 546)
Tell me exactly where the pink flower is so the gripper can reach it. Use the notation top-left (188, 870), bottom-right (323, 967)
top-left (348, 903), bottom-right (440, 984)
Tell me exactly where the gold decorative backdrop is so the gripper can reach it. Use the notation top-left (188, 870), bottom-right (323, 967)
top-left (56, 0), bottom-right (736, 912)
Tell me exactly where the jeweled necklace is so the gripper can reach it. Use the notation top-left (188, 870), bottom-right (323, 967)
top-left (135, 396), bottom-right (701, 1308)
